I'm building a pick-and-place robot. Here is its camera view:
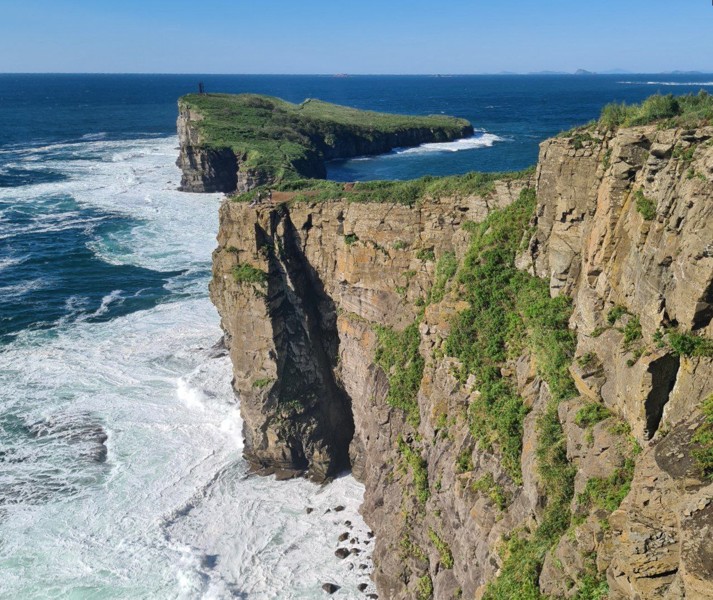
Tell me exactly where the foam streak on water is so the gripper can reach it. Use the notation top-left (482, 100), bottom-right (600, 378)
top-left (0, 137), bottom-right (370, 599)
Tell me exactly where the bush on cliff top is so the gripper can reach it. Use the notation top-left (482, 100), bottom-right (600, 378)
top-left (181, 93), bottom-right (470, 184)
top-left (599, 90), bottom-right (713, 129)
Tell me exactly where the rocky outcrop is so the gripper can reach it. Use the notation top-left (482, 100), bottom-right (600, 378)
top-left (210, 124), bottom-right (713, 598)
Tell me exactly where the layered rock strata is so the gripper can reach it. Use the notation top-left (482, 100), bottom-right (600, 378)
top-left (210, 125), bottom-right (713, 598)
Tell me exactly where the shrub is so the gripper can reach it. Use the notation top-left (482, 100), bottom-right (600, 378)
top-left (344, 233), bottom-right (359, 246)
top-left (252, 378), bottom-right (273, 389)
top-left (692, 395), bottom-right (713, 480)
top-left (668, 331), bottom-right (713, 357)
top-left (232, 263), bottom-right (267, 284)
top-left (634, 189), bottom-right (656, 220)
top-left (622, 315), bottom-right (643, 345)
top-left (607, 305), bottom-right (627, 325)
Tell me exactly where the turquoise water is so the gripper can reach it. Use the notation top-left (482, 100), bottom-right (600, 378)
top-left (1, 74), bottom-right (712, 599)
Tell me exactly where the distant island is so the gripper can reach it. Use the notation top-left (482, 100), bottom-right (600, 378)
top-left (176, 93), bottom-right (473, 193)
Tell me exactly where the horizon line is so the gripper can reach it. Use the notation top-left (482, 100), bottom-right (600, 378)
top-left (2, 71), bottom-right (713, 77)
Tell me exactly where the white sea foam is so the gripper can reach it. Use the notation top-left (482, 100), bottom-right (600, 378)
top-left (393, 131), bottom-right (505, 155)
top-left (0, 135), bottom-right (370, 599)
top-left (618, 80), bottom-right (713, 86)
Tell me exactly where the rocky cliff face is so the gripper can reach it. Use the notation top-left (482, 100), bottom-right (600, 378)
top-left (177, 101), bottom-right (473, 194)
top-left (210, 125), bottom-right (713, 599)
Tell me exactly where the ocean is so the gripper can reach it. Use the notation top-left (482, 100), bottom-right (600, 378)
top-left (1, 73), bottom-right (712, 599)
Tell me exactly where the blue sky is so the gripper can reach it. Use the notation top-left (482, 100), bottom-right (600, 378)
top-left (1, 0), bottom-right (712, 74)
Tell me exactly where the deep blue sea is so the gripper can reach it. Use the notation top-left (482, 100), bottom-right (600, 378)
top-left (1, 73), bottom-right (712, 599)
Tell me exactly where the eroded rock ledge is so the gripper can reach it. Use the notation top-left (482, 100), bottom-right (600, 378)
top-left (210, 124), bottom-right (713, 599)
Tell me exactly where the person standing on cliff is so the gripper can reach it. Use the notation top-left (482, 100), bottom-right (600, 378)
top-left (267, 189), bottom-right (273, 203)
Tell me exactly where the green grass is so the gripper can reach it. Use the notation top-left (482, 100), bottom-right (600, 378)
top-left (455, 448), bottom-right (474, 473)
top-left (575, 402), bottom-right (612, 428)
top-left (598, 91), bottom-right (713, 129)
top-left (397, 435), bottom-right (430, 504)
top-left (429, 251), bottom-right (457, 304)
top-left (232, 263), bottom-right (267, 284)
top-left (445, 187), bottom-right (577, 482)
top-left (692, 395), bottom-right (713, 480)
top-left (607, 305), bottom-right (628, 325)
top-left (374, 322), bottom-right (425, 427)
top-left (634, 189), bottom-right (657, 220)
top-left (252, 378), bottom-right (273, 389)
top-left (622, 315), bottom-right (643, 346)
top-left (231, 168), bottom-right (534, 206)
top-left (577, 458), bottom-right (636, 514)
top-left (344, 233), bottom-right (359, 246)
top-left (416, 248), bottom-right (436, 261)
top-left (180, 93), bottom-right (471, 184)
top-left (416, 575), bottom-right (434, 600)
top-left (428, 529), bottom-right (454, 569)
top-left (471, 473), bottom-right (509, 511)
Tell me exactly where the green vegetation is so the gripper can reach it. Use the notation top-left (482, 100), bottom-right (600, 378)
top-left (445, 187), bottom-right (576, 482)
top-left (471, 473), bottom-right (508, 511)
top-left (634, 189), bottom-right (657, 221)
top-left (577, 458), bottom-right (636, 514)
top-left (181, 93), bottom-right (471, 184)
top-left (455, 448), bottom-right (474, 473)
top-left (667, 330), bottom-right (713, 357)
top-left (429, 251), bottom-right (457, 304)
top-left (598, 91), bottom-right (713, 129)
top-left (416, 575), bottom-right (434, 600)
top-left (375, 322), bottom-right (425, 426)
top-left (607, 305), bottom-right (628, 325)
top-left (622, 315), bottom-right (643, 346)
top-left (692, 395), bottom-right (713, 480)
top-left (232, 263), bottom-right (267, 284)
top-left (416, 248), bottom-right (436, 261)
top-left (393, 240), bottom-right (409, 250)
top-left (575, 402), bottom-right (612, 428)
top-left (252, 378), bottom-right (273, 389)
top-left (397, 435), bottom-right (430, 504)
top-left (232, 168), bottom-right (534, 206)
top-left (344, 233), bottom-right (359, 246)
top-left (428, 529), bottom-right (454, 569)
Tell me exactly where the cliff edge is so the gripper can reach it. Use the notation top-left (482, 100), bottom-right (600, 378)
top-left (209, 95), bottom-right (713, 599)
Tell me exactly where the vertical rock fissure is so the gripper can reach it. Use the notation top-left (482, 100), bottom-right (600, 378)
top-left (258, 208), bottom-right (355, 480)
top-left (644, 354), bottom-right (680, 439)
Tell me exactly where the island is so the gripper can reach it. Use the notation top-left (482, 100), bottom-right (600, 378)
top-left (176, 93), bottom-right (473, 193)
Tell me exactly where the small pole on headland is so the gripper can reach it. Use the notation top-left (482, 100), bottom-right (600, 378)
top-left (198, 82), bottom-right (205, 95)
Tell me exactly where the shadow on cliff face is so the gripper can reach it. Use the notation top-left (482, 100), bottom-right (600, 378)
top-left (255, 206), bottom-right (354, 481)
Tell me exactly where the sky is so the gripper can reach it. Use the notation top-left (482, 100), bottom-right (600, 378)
top-left (0, 0), bottom-right (712, 74)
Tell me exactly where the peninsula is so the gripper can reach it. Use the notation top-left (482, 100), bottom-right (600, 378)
top-left (177, 93), bottom-right (474, 193)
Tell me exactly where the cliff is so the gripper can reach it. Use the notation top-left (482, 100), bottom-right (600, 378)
top-left (209, 119), bottom-right (713, 597)
top-left (176, 93), bottom-right (473, 193)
